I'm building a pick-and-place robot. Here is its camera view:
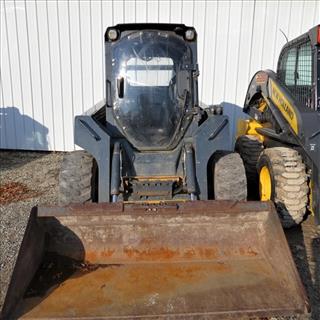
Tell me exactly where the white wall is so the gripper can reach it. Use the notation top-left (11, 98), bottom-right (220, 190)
top-left (0, 0), bottom-right (319, 151)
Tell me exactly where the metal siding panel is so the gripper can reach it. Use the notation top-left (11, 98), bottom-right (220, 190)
top-left (212, 1), bottom-right (231, 104)
top-left (0, 1), bottom-right (5, 150)
top-left (288, 1), bottom-right (304, 39)
top-left (0, 6), bottom-right (7, 150)
top-left (79, 0), bottom-right (94, 116)
top-left (124, 0), bottom-right (136, 23)
top-left (1, 0), bottom-right (12, 149)
top-left (1, 0), bottom-right (319, 151)
top-left (46, 0), bottom-right (65, 151)
top-left (15, 0), bottom-right (38, 150)
top-left (147, 0), bottom-right (159, 23)
top-left (201, 1), bottom-right (218, 106)
top-left (193, 1), bottom-right (206, 102)
top-left (100, 0), bottom-right (105, 99)
top-left (262, 0), bottom-right (279, 70)
top-left (223, 0), bottom-right (243, 105)
top-left (24, 1), bottom-right (43, 150)
top-left (34, 1), bottom-right (55, 150)
top-left (313, 0), bottom-right (319, 25)
top-left (69, 1), bottom-right (84, 151)
top-left (91, 1), bottom-right (104, 106)
top-left (25, 1), bottom-right (48, 150)
top-left (181, 0), bottom-right (193, 25)
top-left (135, 0), bottom-right (147, 23)
top-left (235, 0), bottom-right (255, 105)
top-left (249, 0), bottom-right (267, 74)
top-left (0, 70), bottom-right (7, 149)
top-left (2, 0), bottom-right (24, 150)
top-left (113, 0), bottom-right (125, 24)
top-left (57, 1), bottom-right (74, 151)
top-left (170, 0), bottom-right (183, 23)
top-left (218, 0), bottom-right (244, 149)
top-left (101, 1), bottom-right (113, 133)
top-left (158, 0), bottom-right (170, 23)
top-left (272, 0), bottom-right (291, 69)
top-left (101, 1), bottom-right (113, 33)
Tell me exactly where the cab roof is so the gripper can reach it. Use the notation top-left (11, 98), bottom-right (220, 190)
top-left (105, 23), bottom-right (196, 42)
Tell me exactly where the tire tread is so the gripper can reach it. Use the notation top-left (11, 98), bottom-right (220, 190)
top-left (58, 151), bottom-right (94, 205)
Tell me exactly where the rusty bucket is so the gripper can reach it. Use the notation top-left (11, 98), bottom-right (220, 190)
top-left (2, 201), bottom-right (308, 319)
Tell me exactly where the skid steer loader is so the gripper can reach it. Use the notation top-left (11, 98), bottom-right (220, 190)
top-left (236, 25), bottom-right (320, 228)
top-left (2, 24), bottom-right (308, 319)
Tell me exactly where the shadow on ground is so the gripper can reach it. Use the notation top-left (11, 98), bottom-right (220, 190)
top-left (0, 150), bottom-right (51, 172)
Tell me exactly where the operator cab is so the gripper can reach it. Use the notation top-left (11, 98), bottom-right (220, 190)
top-left (277, 24), bottom-right (320, 111)
top-left (105, 24), bottom-right (198, 150)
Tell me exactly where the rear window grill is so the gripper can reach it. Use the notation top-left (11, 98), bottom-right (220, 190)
top-left (278, 40), bottom-right (315, 110)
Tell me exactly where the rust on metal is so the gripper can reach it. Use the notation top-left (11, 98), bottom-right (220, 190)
top-left (82, 245), bottom-right (259, 264)
top-left (3, 200), bottom-right (309, 319)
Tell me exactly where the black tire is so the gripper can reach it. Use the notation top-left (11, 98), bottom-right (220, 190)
top-left (257, 147), bottom-right (309, 228)
top-left (58, 151), bottom-right (96, 205)
top-left (214, 152), bottom-right (247, 201)
top-left (235, 135), bottom-right (264, 191)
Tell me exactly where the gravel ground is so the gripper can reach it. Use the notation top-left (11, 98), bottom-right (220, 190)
top-left (0, 151), bottom-right (63, 311)
top-left (0, 150), bottom-right (319, 319)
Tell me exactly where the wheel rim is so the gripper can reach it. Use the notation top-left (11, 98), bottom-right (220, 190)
top-left (259, 166), bottom-right (272, 201)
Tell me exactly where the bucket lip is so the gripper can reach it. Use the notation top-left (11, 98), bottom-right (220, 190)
top-left (36, 200), bottom-right (275, 218)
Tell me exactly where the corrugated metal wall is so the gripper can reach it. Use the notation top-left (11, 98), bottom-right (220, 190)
top-left (0, 0), bottom-right (319, 151)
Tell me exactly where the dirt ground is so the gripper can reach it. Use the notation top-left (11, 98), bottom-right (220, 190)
top-left (0, 150), bottom-right (319, 319)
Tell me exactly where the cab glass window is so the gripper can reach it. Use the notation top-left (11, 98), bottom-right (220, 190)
top-left (278, 41), bottom-right (314, 109)
top-left (282, 47), bottom-right (297, 86)
top-left (125, 57), bottom-right (174, 87)
top-left (296, 43), bottom-right (312, 86)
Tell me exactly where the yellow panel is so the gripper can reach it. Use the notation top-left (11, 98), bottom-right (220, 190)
top-left (236, 119), bottom-right (264, 142)
top-left (258, 99), bottom-right (267, 112)
top-left (236, 119), bottom-right (250, 138)
top-left (259, 166), bottom-right (272, 201)
top-left (269, 79), bottom-right (298, 134)
top-left (247, 120), bottom-right (264, 142)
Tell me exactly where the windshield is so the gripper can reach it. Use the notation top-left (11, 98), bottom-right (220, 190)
top-left (112, 30), bottom-right (192, 149)
top-left (126, 56), bottom-right (174, 87)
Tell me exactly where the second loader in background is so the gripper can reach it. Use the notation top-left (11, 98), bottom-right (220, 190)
top-left (237, 25), bottom-right (320, 228)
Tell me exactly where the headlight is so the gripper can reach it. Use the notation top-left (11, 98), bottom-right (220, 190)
top-left (107, 28), bottom-right (118, 41)
top-left (185, 29), bottom-right (195, 41)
